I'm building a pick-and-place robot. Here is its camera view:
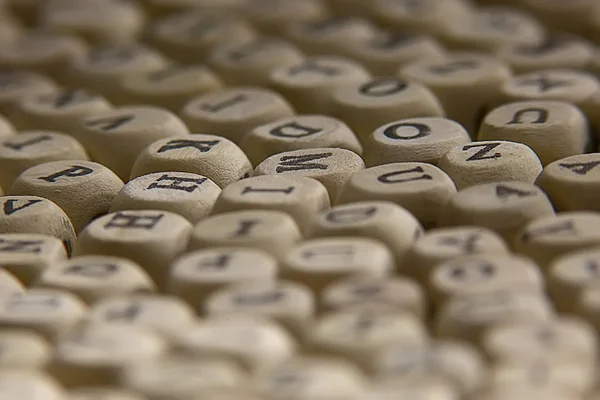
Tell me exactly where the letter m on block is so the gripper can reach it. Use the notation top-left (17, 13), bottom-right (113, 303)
top-left (275, 152), bottom-right (333, 173)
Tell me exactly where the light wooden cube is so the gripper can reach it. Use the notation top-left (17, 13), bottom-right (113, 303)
top-left (241, 115), bottom-right (362, 166)
top-left (203, 280), bottom-right (315, 337)
top-left (172, 315), bottom-right (297, 372)
top-left (181, 87), bottom-right (295, 145)
top-left (0, 30), bottom-right (87, 81)
top-left (0, 130), bottom-right (89, 190)
top-left (0, 196), bottom-right (76, 255)
top-left (0, 289), bottom-right (87, 342)
top-left (363, 117), bottom-right (471, 166)
top-left (438, 182), bottom-right (555, 245)
top-left (0, 330), bottom-right (51, 370)
top-left (69, 387), bottom-right (145, 400)
top-left (254, 356), bottom-right (368, 400)
top-left (49, 325), bottom-right (166, 388)
top-left (0, 370), bottom-right (65, 400)
top-left (478, 100), bottom-right (591, 166)
top-left (306, 201), bottom-right (422, 267)
top-left (343, 31), bottom-right (446, 76)
top-left (8, 160), bottom-right (124, 233)
top-left (167, 247), bottom-right (278, 307)
top-left (110, 172), bottom-right (221, 223)
top-left (438, 140), bottom-right (543, 190)
top-left (281, 237), bottom-right (394, 294)
top-left (187, 210), bottom-right (301, 260)
top-left (74, 106), bottom-right (189, 181)
top-left (269, 56), bottom-right (371, 114)
top-left (130, 134), bottom-right (252, 189)
top-left (39, 0), bottom-right (145, 45)
top-left (496, 35), bottom-right (596, 74)
top-left (327, 76), bottom-right (445, 142)
top-left (321, 275), bottom-right (425, 318)
top-left (0, 233), bottom-right (67, 285)
top-left (118, 65), bottom-right (224, 112)
top-left (211, 175), bottom-right (331, 234)
top-left (0, 115), bottom-right (16, 137)
top-left (0, 71), bottom-right (58, 112)
top-left (434, 288), bottom-right (554, 344)
top-left (65, 44), bottom-right (169, 102)
top-left (10, 89), bottom-right (113, 133)
top-left (514, 212), bottom-right (600, 269)
top-left (74, 210), bottom-right (192, 290)
top-left (209, 38), bottom-right (305, 87)
top-left (536, 153), bottom-right (600, 211)
top-left (335, 162), bottom-right (457, 228)
top-left (147, 9), bottom-right (257, 63)
top-left (88, 294), bottom-right (195, 339)
top-left (285, 16), bottom-right (378, 57)
top-left (242, 0), bottom-right (331, 36)
top-left (428, 254), bottom-right (544, 306)
top-left (33, 255), bottom-right (155, 305)
top-left (254, 147), bottom-right (365, 200)
top-left (371, 340), bottom-right (485, 397)
top-left (398, 53), bottom-right (512, 135)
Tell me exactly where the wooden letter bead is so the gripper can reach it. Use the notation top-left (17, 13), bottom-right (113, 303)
top-left (65, 44), bottom-right (170, 102)
top-left (0, 196), bottom-right (76, 255)
top-left (478, 100), bottom-right (591, 165)
top-left (438, 182), bottom-right (555, 244)
top-left (181, 88), bottom-right (295, 145)
top-left (88, 294), bottom-right (195, 339)
top-left (321, 276), bottom-right (425, 318)
top-left (120, 355), bottom-right (244, 399)
top-left (269, 56), bottom-right (371, 114)
top-left (173, 315), bottom-right (297, 372)
top-left (254, 356), bottom-right (368, 400)
top-left (74, 106), bottom-right (189, 181)
top-left (496, 35), bottom-right (596, 74)
top-left (167, 247), bottom-right (278, 307)
top-left (118, 65), bottom-right (224, 112)
top-left (0, 330), bottom-right (51, 369)
top-left (131, 134), bottom-right (252, 189)
top-left (434, 289), bottom-right (553, 344)
top-left (0, 233), bottom-right (66, 285)
top-left (0, 289), bottom-right (87, 342)
top-left (187, 210), bottom-right (301, 260)
top-left (515, 212), bottom-right (600, 269)
top-left (281, 237), bottom-right (394, 294)
top-left (242, 0), bottom-right (330, 36)
top-left (254, 147), bottom-right (365, 201)
top-left (285, 17), bottom-right (378, 57)
top-left (536, 153), bottom-right (600, 212)
top-left (548, 248), bottom-right (600, 312)
top-left (428, 254), bottom-right (544, 306)
top-left (0, 130), bottom-right (89, 190)
top-left (438, 140), bottom-right (543, 190)
top-left (306, 309), bottom-right (427, 369)
top-left (403, 227), bottom-right (509, 285)
top-left (335, 163), bottom-right (456, 228)
top-left (327, 76), bottom-right (445, 142)
top-left (0, 370), bottom-right (65, 400)
top-left (203, 280), bottom-right (315, 337)
top-left (398, 53), bottom-right (512, 135)
top-left (306, 201), bottom-right (422, 266)
top-left (9, 160), bottom-right (124, 233)
top-left (69, 387), bottom-right (145, 400)
top-left (371, 340), bottom-right (485, 397)
top-left (209, 38), bottom-right (305, 87)
top-left (10, 89), bottom-right (113, 133)
top-left (33, 255), bottom-right (155, 305)
top-left (0, 71), bottom-right (58, 112)
top-left (363, 117), bottom-right (471, 166)
top-left (344, 31), bottom-right (446, 77)
top-left (74, 210), bottom-right (192, 289)
top-left (0, 31), bottom-right (87, 81)
top-left (148, 9), bottom-right (257, 64)
top-left (240, 115), bottom-right (362, 166)
top-left (211, 175), bottom-right (330, 234)
top-left (50, 325), bottom-right (166, 388)
top-left (110, 172), bottom-right (221, 223)
top-left (482, 317), bottom-right (597, 369)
